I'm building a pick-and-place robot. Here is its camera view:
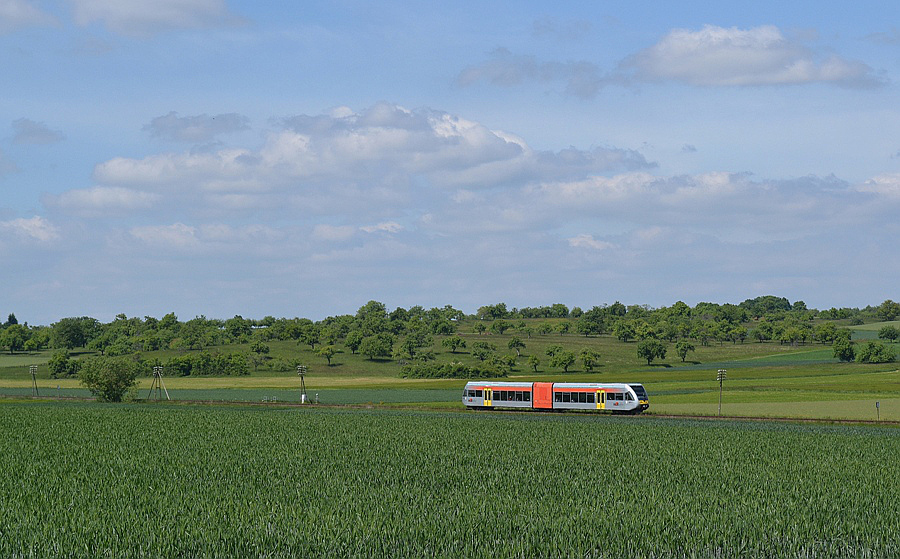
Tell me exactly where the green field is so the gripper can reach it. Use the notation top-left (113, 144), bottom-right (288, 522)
top-left (1, 403), bottom-right (897, 558)
top-left (1, 320), bottom-right (898, 421)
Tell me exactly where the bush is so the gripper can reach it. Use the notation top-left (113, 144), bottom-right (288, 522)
top-left (400, 362), bottom-right (508, 379)
top-left (78, 356), bottom-right (139, 402)
top-left (855, 342), bottom-right (896, 364)
top-left (48, 350), bottom-right (81, 378)
top-left (163, 351), bottom-right (250, 376)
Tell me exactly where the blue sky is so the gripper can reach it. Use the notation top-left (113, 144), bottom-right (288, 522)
top-left (1, 1), bottom-right (898, 324)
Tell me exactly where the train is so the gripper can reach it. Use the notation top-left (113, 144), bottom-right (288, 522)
top-left (462, 381), bottom-right (649, 414)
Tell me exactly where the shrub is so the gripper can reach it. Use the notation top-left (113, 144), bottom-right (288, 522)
top-left (78, 356), bottom-right (139, 402)
top-left (399, 362), bottom-right (508, 379)
top-left (855, 342), bottom-right (896, 364)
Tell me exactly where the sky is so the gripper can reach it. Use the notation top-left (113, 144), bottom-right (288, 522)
top-left (1, 0), bottom-right (898, 325)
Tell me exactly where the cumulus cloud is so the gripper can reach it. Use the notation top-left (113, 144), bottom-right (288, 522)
top-left (129, 222), bottom-right (199, 248)
top-left (459, 25), bottom-right (884, 97)
top-left (83, 102), bottom-right (652, 219)
top-left (0, 0), bottom-right (55, 33)
top-left (0, 216), bottom-right (59, 242)
top-left (361, 221), bottom-right (403, 234)
top-left (144, 111), bottom-right (250, 143)
top-left (620, 25), bottom-right (883, 88)
top-left (12, 118), bottom-right (65, 144)
top-left (68, 0), bottom-right (237, 37)
top-left (568, 234), bottom-right (614, 250)
top-left (857, 173), bottom-right (900, 197)
top-left (44, 186), bottom-right (158, 216)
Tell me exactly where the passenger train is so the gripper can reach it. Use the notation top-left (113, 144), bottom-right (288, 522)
top-left (462, 381), bottom-right (649, 414)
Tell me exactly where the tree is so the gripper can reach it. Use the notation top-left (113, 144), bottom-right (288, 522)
top-left (51, 317), bottom-right (100, 349)
top-left (545, 344), bottom-right (563, 357)
top-left (527, 355), bottom-right (540, 372)
top-left (5, 313), bottom-right (17, 326)
top-left (637, 339), bottom-right (667, 366)
top-left (0, 324), bottom-right (27, 354)
top-left (579, 348), bottom-right (601, 372)
top-left (612, 321), bottom-right (635, 343)
top-left (473, 322), bottom-right (486, 335)
top-left (471, 341), bottom-right (496, 362)
top-left (876, 300), bottom-right (900, 321)
top-left (814, 322), bottom-right (838, 344)
top-left (674, 340), bottom-right (695, 362)
top-left (360, 333), bottom-right (394, 360)
top-left (299, 325), bottom-right (320, 349)
top-left (251, 341), bottom-right (270, 356)
top-left (345, 330), bottom-right (364, 354)
top-left (507, 336), bottom-right (525, 357)
top-left (78, 356), bottom-right (139, 402)
top-left (549, 350), bottom-right (576, 372)
top-left (316, 345), bottom-right (336, 365)
top-left (855, 341), bottom-right (896, 364)
top-left (48, 350), bottom-right (79, 378)
top-left (441, 335), bottom-right (466, 353)
top-left (490, 320), bottom-right (511, 335)
top-left (877, 325), bottom-right (899, 344)
top-left (832, 338), bottom-right (855, 362)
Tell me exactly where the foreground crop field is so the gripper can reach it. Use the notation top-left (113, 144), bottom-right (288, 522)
top-left (1, 403), bottom-right (897, 558)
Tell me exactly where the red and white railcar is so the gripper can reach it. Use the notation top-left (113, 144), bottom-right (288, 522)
top-left (462, 381), bottom-right (649, 414)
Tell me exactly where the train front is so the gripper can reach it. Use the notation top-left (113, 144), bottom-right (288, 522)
top-left (629, 384), bottom-right (650, 412)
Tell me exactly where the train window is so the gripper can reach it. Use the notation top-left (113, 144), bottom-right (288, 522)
top-left (476, 390), bottom-right (482, 398)
top-left (500, 391), bottom-right (507, 401)
top-left (562, 392), bottom-right (570, 403)
top-left (625, 393), bottom-right (634, 401)
top-left (515, 391), bottom-right (523, 402)
top-left (524, 392), bottom-right (531, 402)
top-left (555, 392), bottom-right (562, 402)
top-left (467, 390), bottom-right (474, 397)
top-left (616, 393), bottom-right (623, 401)
top-left (587, 393), bottom-right (595, 403)
top-left (581, 392), bottom-right (588, 403)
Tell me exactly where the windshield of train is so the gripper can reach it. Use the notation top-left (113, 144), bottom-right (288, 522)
top-left (629, 384), bottom-right (649, 400)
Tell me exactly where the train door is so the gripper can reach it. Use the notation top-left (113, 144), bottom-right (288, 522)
top-left (596, 390), bottom-right (605, 410)
top-left (484, 388), bottom-right (493, 407)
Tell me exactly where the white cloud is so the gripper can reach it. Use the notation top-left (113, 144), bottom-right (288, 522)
top-left (68, 0), bottom-right (236, 37)
top-left (0, 0), bottom-right (55, 33)
top-left (84, 103), bottom-right (652, 220)
top-left (45, 186), bottom-right (158, 216)
top-left (12, 118), bottom-right (65, 144)
top-left (568, 234), bottom-right (614, 250)
top-left (0, 216), bottom-right (59, 242)
top-left (361, 221), bottom-right (403, 234)
top-left (144, 112), bottom-right (250, 143)
top-left (621, 25), bottom-right (883, 88)
top-left (129, 222), bottom-right (198, 248)
top-left (857, 173), bottom-right (900, 197)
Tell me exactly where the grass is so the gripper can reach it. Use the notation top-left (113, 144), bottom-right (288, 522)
top-left (2, 322), bottom-right (898, 421)
top-left (1, 403), bottom-right (897, 558)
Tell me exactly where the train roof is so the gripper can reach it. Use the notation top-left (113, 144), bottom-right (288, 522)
top-left (463, 381), bottom-right (637, 390)
top-left (463, 381), bottom-right (533, 388)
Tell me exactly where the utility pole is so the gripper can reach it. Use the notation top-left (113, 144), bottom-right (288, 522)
top-left (717, 369), bottom-right (727, 416)
top-left (297, 365), bottom-right (308, 403)
top-left (30, 365), bottom-right (38, 397)
top-left (148, 366), bottom-right (170, 401)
